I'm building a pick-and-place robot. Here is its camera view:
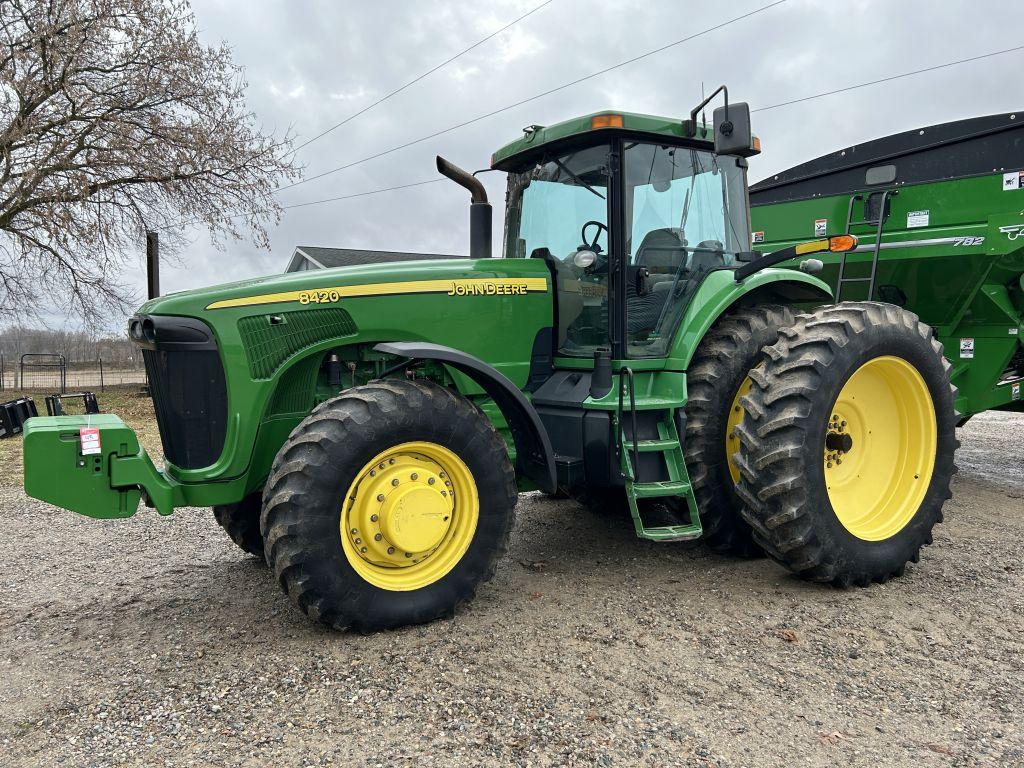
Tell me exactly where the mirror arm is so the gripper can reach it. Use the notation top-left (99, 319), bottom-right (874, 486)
top-left (683, 85), bottom-right (728, 137)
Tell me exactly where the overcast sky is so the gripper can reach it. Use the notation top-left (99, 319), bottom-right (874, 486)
top-left (128, 0), bottom-right (1022, 321)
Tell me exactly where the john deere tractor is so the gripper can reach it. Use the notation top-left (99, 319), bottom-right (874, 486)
top-left (23, 90), bottom-right (959, 631)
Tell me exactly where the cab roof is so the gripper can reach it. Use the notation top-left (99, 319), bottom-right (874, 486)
top-left (490, 110), bottom-right (716, 171)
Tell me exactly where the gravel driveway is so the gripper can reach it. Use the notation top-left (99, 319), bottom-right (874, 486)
top-left (1, 411), bottom-right (1022, 767)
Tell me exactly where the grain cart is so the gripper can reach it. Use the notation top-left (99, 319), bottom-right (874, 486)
top-left (749, 111), bottom-right (1024, 420)
top-left (23, 91), bottom-right (959, 631)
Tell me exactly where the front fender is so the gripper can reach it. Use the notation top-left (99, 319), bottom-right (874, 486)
top-left (667, 268), bottom-right (833, 369)
top-left (374, 341), bottom-right (557, 493)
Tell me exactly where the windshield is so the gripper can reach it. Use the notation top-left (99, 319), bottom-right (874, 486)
top-left (504, 143), bottom-right (611, 354)
top-left (623, 143), bottom-right (749, 357)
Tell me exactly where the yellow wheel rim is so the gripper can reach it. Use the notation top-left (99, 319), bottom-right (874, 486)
top-left (726, 376), bottom-right (753, 485)
top-left (825, 356), bottom-right (936, 541)
top-left (340, 441), bottom-right (479, 591)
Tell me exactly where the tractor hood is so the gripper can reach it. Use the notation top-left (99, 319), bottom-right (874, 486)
top-left (135, 258), bottom-right (498, 318)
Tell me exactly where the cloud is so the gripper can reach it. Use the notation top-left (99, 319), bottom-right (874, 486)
top-left (72, 0), bottom-right (1024, 332)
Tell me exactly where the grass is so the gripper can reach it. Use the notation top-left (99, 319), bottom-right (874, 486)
top-left (0, 385), bottom-right (160, 488)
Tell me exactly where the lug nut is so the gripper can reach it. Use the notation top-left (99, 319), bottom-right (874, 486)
top-left (371, 513), bottom-right (379, 522)
top-left (369, 470), bottom-right (376, 477)
top-left (350, 528), bottom-right (358, 534)
top-left (361, 547), bottom-right (367, 553)
top-left (374, 533), bottom-right (382, 541)
top-left (428, 477), bottom-right (436, 485)
top-left (405, 552), bottom-right (412, 558)
top-left (387, 547), bottom-right (395, 554)
top-left (439, 472), bottom-right (446, 479)
top-left (355, 538), bottom-right (361, 545)
top-left (376, 494), bottom-right (384, 502)
top-left (379, 463), bottom-right (385, 470)
top-left (388, 458), bottom-right (395, 465)
top-left (441, 491), bottom-right (447, 497)
top-left (391, 478), bottom-right (399, 487)
top-left (411, 473), bottom-right (418, 481)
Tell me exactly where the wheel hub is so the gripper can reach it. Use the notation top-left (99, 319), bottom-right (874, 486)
top-left (345, 454), bottom-right (455, 567)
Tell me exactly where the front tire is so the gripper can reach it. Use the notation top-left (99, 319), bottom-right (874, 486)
top-left (261, 379), bottom-right (517, 632)
top-left (735, 302), bottom-right (958, 586)
top-left (213, 493), bottom-right (264, 559)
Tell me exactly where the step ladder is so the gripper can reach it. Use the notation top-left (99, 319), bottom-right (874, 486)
top-left (616, 368), bottom-right (702, 542)
top-left (835, 188), bottom-right (897, 302)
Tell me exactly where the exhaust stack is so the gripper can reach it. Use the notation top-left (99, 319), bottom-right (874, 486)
top-left (436, 156), bottom-right (492, 259)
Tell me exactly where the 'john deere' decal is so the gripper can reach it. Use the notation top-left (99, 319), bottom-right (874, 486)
top-left (206, 277), bottom-right (548, 310)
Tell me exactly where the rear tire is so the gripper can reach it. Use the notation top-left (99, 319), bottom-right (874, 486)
top-left (734, 302), bottom-right (958, 586)
top-left (684, 304), bottom-right (796, 557)
top-left (261, 379), bottom-right (517, 632)
top-left (213, 493), bottom-right (264, 559)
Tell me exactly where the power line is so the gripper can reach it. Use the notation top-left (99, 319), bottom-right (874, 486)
top-left (157, 178), bottom-right (444, 230)
top-left (277, 0), bottom-right (789, 193)
top-left (290, 0), bottom-right (556, 154)
top-left (753, 44), bottom-right (1024, 113)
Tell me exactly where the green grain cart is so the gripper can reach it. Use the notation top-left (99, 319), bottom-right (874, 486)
top-left (23, 93), bottom-right (968, 631)
top-left (749, 111), bottom-right (1024, 419)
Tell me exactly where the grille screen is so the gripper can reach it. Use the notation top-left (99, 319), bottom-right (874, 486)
top-left (142, 347), bottom-right (228, 469)
top-left (238, 308), bottom-right (357, 379)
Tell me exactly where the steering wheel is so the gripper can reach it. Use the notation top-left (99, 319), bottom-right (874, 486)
top-left (580, 220), bottom-right (608, 252)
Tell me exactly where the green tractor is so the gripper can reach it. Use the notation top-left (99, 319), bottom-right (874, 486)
top-left (23, 91), bottom-right (960, 631)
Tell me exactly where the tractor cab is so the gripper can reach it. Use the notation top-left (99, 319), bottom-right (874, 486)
top-left (491, 104), bottom-right (759, 362)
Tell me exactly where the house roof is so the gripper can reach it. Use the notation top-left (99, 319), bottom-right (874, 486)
top-left (290, 246), bottom-right (464, 271)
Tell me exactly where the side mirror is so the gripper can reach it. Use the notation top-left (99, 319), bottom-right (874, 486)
top-left (713, 102), bottom-right (760, 158)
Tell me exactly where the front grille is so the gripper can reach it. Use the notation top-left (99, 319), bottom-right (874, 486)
top-left (141, 332), bottom-right (228, 470)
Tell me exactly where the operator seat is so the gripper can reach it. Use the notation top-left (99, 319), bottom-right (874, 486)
top-left (627, 227), bottom-right (688, 336)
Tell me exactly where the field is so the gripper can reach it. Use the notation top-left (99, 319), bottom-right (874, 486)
top-left (0, 392), bottom-right (1022, 766)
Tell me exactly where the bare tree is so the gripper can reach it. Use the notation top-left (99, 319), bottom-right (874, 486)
top-left (0, 0), bottom-right (299, 322)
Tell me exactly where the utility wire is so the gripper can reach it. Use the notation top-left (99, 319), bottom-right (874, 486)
top-left (277, 0), bottom-right (789, 193)
top-left (163, 29), bottom-right (1024, 230)
top-left (158, 178), bottom-right (444, 230)
top-left (753, 44), bottom-right (1024, 112)
top-left (290, 0), bottom-right (556, 154)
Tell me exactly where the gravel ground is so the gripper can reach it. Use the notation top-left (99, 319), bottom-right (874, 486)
top-left (1, 410), bottom-right (1022, 767)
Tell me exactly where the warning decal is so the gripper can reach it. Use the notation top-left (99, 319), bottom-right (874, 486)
top-left (907, 210), bottom-right (930, 228)
top-left (959, 338), bottom-right (975, 359)
top-left (814, 219), bottom-right (827, 237)
top-left (1003, 171), bottom-right (1024, 191)
top-left (80, 427), bottom-right (101, 456)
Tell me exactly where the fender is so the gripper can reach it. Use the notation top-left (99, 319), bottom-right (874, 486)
top-left (373, 341), bottom-right (557, 493)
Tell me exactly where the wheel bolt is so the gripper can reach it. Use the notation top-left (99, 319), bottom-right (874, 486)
top-left (387, 547), bottom-right (395, 554)
top-left (379, 463), bottom-right (385, 470)
top-left (411, 473), bottom-right (418, 481)
top-left (350, 528), bottom-right (358, 534)
top-left (374, 533), bottom-right (382, 541)
top-left (369, 470), bottom-right (376, 477)
top-left (439, 472), bottom-right (446, 478)
top-left (836, 459), bottom-right (842, 465)
top-left (370, 514), bottom-right (378, 522)
top-left (428, 477), bottom-right (435, 485)
top-left (376, 494), bottom-right (384, 502)
top-left (405, 552), bottom-right (412, 558)
top-left (388, 458), bottom-right (395, 465)
top-left (441, 490), bottom-right (447, 497)
top-left (361, 547), bottom-right (367, 553)
top-left (391, 478), bottom-right (399, 487)
top-left (355, 538), bottom-right (361, 545)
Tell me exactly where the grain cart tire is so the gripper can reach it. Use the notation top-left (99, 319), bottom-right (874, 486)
top-left (213, 492), bottom-right (265, 559)
top-left (684, 304), bottom-right (796, 557)
top-left (261, 379), bottom-right (517, 632)
top-left (734, 302), bottom-right (958, 587)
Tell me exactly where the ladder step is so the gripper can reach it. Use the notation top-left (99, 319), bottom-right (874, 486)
top-left (637, 524), bottom-right (703, 542)
top-left (634, 438), bottom-right (679, 453)
top-left (839, 277), bottom-right (872, 283)
top-left (631, 480), bottom-right (691, 499)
